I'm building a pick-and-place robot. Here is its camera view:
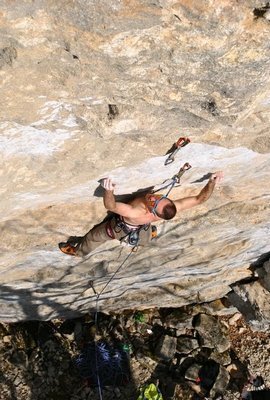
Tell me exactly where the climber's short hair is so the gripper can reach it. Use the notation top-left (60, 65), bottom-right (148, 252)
top-left (157, 199), bottom-right (177, 220)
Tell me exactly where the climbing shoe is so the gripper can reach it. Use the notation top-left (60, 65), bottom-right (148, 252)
top-left (67, 236), bottom-right (83, 246)
top-left (151, 225), bottom-right (158, 239)
top-left (58, 242), bottom-right (78, 256)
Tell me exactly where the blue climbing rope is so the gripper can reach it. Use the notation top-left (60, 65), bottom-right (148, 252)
top-left (89, 248), bottom-right (136, 400)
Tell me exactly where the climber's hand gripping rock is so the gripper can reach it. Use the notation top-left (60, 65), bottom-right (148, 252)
top-left (101, 178), bottom-right (116, 191)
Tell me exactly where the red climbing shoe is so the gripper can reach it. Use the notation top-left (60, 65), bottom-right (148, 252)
top-left (151, 225), bottom-right (158, 239)
top-left (58, 242), bottom-right (78, 256)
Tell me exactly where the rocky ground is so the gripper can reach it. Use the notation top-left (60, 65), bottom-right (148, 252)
top-left (0, 299), bottom-right (269, 400)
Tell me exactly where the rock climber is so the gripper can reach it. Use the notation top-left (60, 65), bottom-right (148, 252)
top-left (59, 171), bottom-right (224, 256)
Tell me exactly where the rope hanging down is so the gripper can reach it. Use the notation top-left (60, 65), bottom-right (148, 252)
top-left (90, 248), bottom-right (136, 309)
top-left (89, 247), bottom-right (136, 400)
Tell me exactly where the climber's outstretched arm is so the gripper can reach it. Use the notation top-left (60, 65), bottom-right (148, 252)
top-left (101, 178), bottom-right (139, 218)
top-left (174, 171), bottom-right (224, 212)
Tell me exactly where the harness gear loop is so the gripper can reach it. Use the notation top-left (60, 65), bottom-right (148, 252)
top-left (164, 137), bottom-right (190, 165)
top-left (115, 215), bottom-right (150, 248)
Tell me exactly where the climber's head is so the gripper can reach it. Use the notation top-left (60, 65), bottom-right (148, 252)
top-left (147, 194), bottom-right (176, 220)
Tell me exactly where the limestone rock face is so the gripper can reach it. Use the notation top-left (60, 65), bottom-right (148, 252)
top-left (0, 0), bottom-right (270, 321)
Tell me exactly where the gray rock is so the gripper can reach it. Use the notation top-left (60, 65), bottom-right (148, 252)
top-left (13, 374), bottom-right (22, 387)
top-left (193, 313), bottom-right (230, 353)
top-left (192, 299), bottom-right (238, 317)
top-left (229, 280), bottom-right (270, 331)
top-left (256, 260), bottom-right (270, 291)
top-left (210, 349), bottom-right (231, 366)
top-left (176, 336), bottom-right (199, 354)
top-left (163, 309), bottom-right (193, 334)
top-left (210, 365), bottom-right (230, 398)
top-left (185, 363), bottom-right (202, 381)
top-left (9, 350), bottom-right (29, 370)
top-left (155, 335), bottom-right (177, 361)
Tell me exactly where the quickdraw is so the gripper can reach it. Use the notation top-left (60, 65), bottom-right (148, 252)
top-left (172, 161), bottom-right (192, 185)
top-left (152, 162), bottom-right (192, 197)
top-left (164, 136), bottom-right (190, 165)
top-left (151, 136), bottom-right (192, 198)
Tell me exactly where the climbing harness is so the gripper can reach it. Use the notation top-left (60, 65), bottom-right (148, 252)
top-left (114, 215), bottom-right (150, 247)
top-left (164, 136), bottom-right (190, 165)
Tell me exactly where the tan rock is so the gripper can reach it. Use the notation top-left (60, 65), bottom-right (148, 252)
top-left (3, 335), bottom-right (11, 343)
top-left (0, 0), bottom-right (270, 321)
top-left (239, 327), bottom-right (247, 334)
top-left (229, 313), bottom-right (242, 326)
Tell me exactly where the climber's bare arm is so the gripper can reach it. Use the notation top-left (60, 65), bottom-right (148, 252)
top-left (174, 171), bottom-right (224, 212)
top-left (103, 191), bottom-right (138, 217)
top-left (101, 178), bottom-right (139, 218)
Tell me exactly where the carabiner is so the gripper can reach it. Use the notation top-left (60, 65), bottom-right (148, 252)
top-left (173, 162), bottom-right (192, 183)
top-left (164, 137), bottom-right (190, 165)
